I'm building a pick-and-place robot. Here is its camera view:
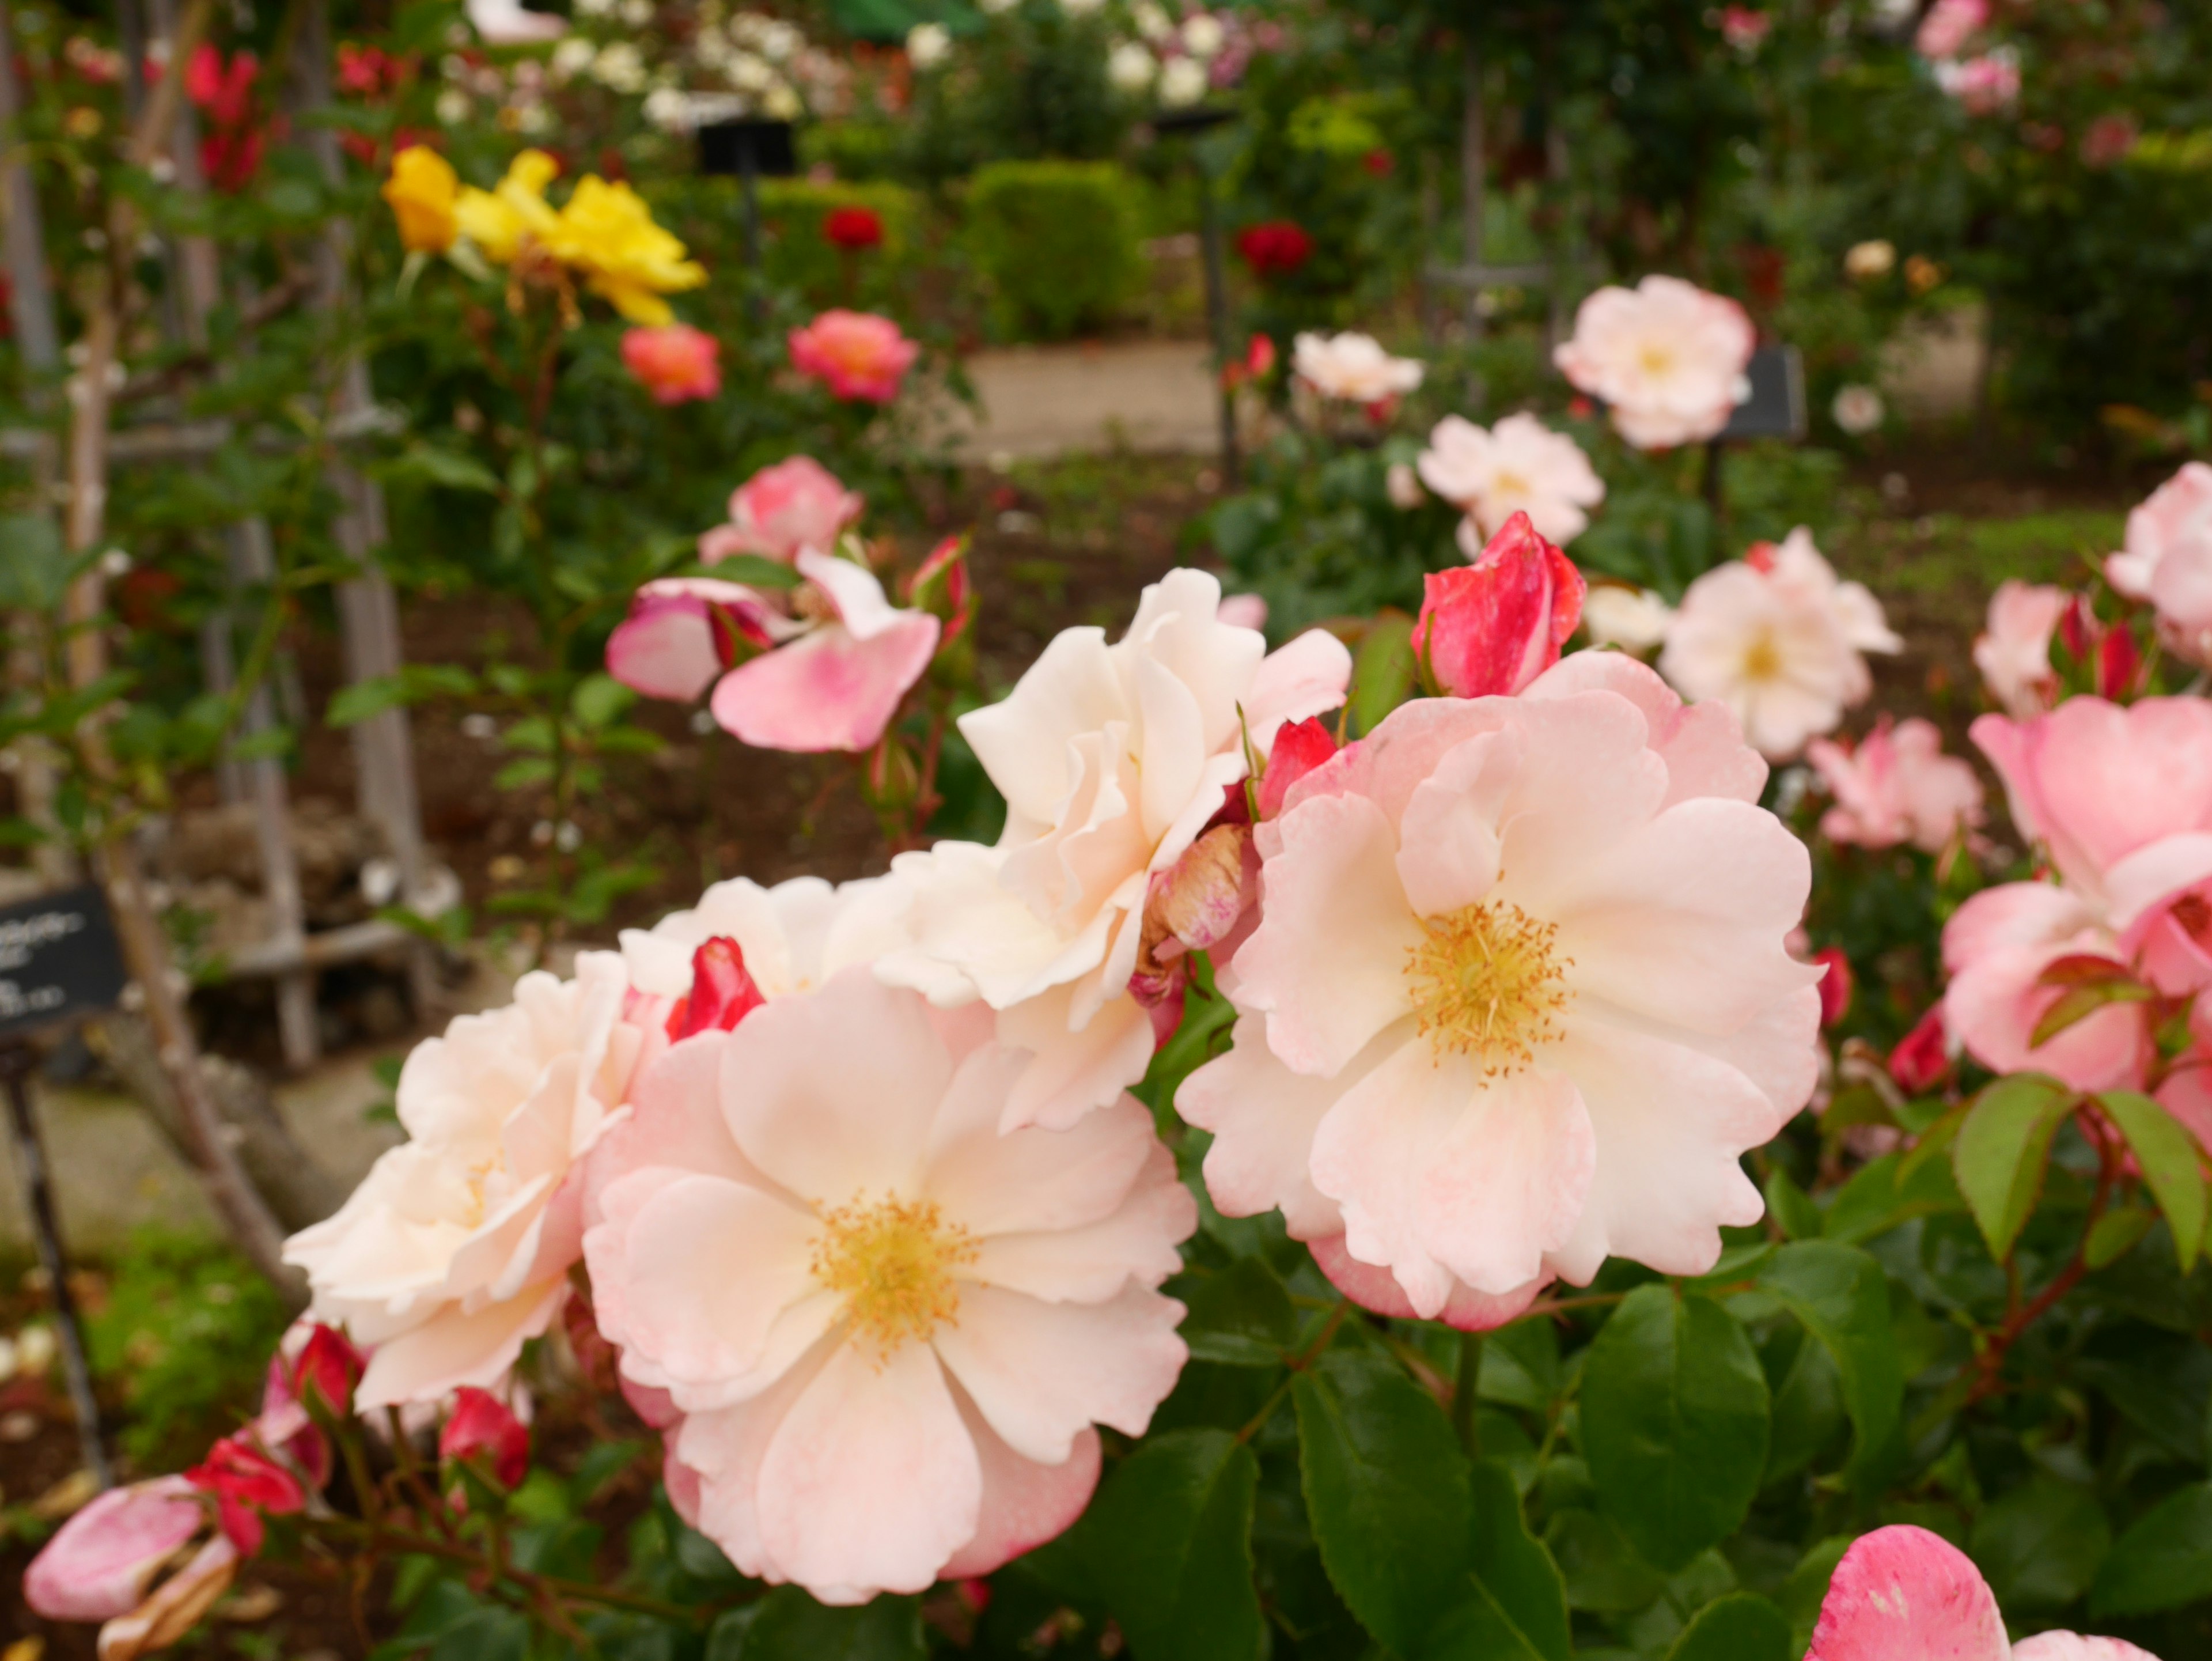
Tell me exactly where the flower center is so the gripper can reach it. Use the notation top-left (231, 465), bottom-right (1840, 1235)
top-left (810, 1194), bottom-right (976, 1356)
top-left (1639, 344), bottom-right (1676, 379)
top-left (1491, 468), bottom-right (1532, 501)
top-left (1404, 900), bottom-right (1571, 1075)
top-left (1741, 629), bottom-right (1783, 682)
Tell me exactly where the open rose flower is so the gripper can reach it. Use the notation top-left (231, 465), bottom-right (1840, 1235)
top-left (1292, 331), bottom-right (1424, 404)
top-left (283, 952), bottom-right (643, 1408)
top-left (622, 324), bottom-right (721, 405)
top-left (1807, 1525), bottom-right (2158, 1661)
top-left (2105, 461), bottom-right (2212, 668)
top-left (1660, 529), bottom-right (1900, 759)
top-left (1581, 585), bottom-right (1674, 653)
top-left (606, 553), bottom-right (941, 755)
top-left (582, 970), bottom-right (1193, 1603)
top-left (1935, 48), bottom-right (2020, 115)
top-left (1974, 580), bottom-right (2070, 717)
top-left (1808, 717), bottom-right (1984, 854)
top-left (698, 456), bottom-right (865, 566)
top-left (1179, 652), bottom-right (1816, 1324)
top-left (1414, 512), bottom-right (1586, 698)
top-left (1553, 275), bottom-right (1755, 450)
top-left (1914, 0), bottom-right (1988, 60)
top-left (879, 569), bottom-right (1350, 1100)
top-left (789, 308), bottom-right (920, 403)
top-left (1418, 412), bottom-right (1605, 548)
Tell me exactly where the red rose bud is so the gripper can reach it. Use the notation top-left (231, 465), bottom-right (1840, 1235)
top-left (1813, 947), bottom-right (1853, 1027)
top-left (441, 1388), bottom-right (530, 1489)
top-left (1414, 513), bottom-right (1586, 698)
top-left (2058, 593), bottom-right (2097, 663)
top-left (1888, 1006), bottom-right (1952, 1094)
top-left (2097, 622), bottom-right (2141, 700)
top-left (1246, 332), bottom-right (1277, 380)
top-left (671, 936), bottom-right (767, 1042)
top-left (824, 204), bottom-right (885, 251)
top-left (1258, 716), bottom-right (1339, 819)
top-left (187, 1437), bottom-right (305, 1556)
top-left (291, 1324), bottom-right (364, 1416)
top-left (903, 534), bottom-right (974, 645)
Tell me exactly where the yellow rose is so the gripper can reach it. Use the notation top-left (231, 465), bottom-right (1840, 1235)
top-left (546, 176), bottom-right (707, 327)
top-left (453, 148), bottom-right (562, 266)
top-left (382, 145), bottom-right (459, 253)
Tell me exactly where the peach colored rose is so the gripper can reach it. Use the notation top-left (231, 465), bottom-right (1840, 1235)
top-left (788, 308), bottom-right (920, 403)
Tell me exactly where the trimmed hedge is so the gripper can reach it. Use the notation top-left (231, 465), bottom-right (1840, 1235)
top-left (964, 159), bottom-right (1143, 340)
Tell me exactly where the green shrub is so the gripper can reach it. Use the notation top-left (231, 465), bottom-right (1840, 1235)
top-left (754, 179), bottom-right (927, 311)
top-left (964, 159), bottom-right (1143, 340)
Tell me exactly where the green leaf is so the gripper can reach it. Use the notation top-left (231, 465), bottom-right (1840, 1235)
top-left (1764, 1166), bottom-right (1821, 1242)
top-left (571, 671), bottom-right (637, 731)
top-left (1756, 1242), bottom-right (1903, 1486)
top-left (1662, 1592), bottom-right (1792, 1661)
top-left (1349, 611), bottom-right (1415, 736)
top-left (2097, 1091), bottom-right (2209, 1270)
top-left (0, 512), bottom-right (66, 608)
top-left (378, 443), bottom-right (503, 494)
top-left (739, 1589), bottom-right (925, 1661)
top-left (1294, 1348), bottom-right (1472, 1654)
top-left (1823, 1148), bottom-right (1963, 1244)
top-left (2084, 1205), bottom-right (2157, 1269)
top-left (1580, 1287), bottom-right (1770, 1573)
top-left (2090, 1483), bottom-right (2212, 1617)
top-left (1952, 1073), bottom-right (2076, 1261)
top-left (2029, 967), bottom-right (2158, 1050)
top-left (1544, 1508), bottom-right (1666, 1614)
top-left (494, 756), bottom-right (556, 790)
top-left (664, 551), bottom-right (804, 590)
top-left (1073, 1428), bottom-right (1264, 1661)
top-left (1178, 1256), bottom-right (1297, 1367)
top-left (1969, 1476), bottom-right (2110, 1610)
top-left (1420, 1459), bottom-right (1571, 1661)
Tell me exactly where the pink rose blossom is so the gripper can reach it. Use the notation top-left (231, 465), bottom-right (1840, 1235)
top-left (1974, 580), bottom-right (2070, 717)
top-left (581, 970), bottom-right (1194, 1603)
top-left (1177, 652), bottom-right (1819, 1322)
top-left (1936, 48), bottom-right (2021, 116)
top-left (1660, 529), bottom-right (1900, 759)
top-left (1807, 717), bottom-right (1984, 854)
top-left (787, 308), bottom-right (920, 403)
top-left (604, 577), bottom-right (797, 703)
top-left (1291, 330), bottom-right (1425, 404)
top-left (1807, 1524), bottom-right (2157, 1661)
top-left (620, 323), bottom-right (722, 406)
top-left (699, 456), bottom-right (864, 565)
top-left (1552, 275), bottom-right (1755, 450)
top-left (2106, 461), bottom-right (2212, 667)
top-left (283, 952), bottom-right (645, 1409)
top-left (1914, 0), bottom-right (1987, 61)
top-left (1414, 512), bottom-right (1586, 698)
top-left (1416, 412), bottom-right (1605, 547)
top-left (1718, 6), bottom-right (1770, 55)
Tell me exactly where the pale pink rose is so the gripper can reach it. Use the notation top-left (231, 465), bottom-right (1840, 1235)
top-left (879, 567), bottom-right (1351, 1051)
top-left (1807, 1524), bottom-right (2157, 1661)
top-left (581, 970), bottom-right (1194, 1604)
top-left (709, 550), bottom-right (940, 752)
top-left (2106, 462), bottom-right (2212, 667)
top-left (1973, 580), bottom-right (2070, 717)
top-left (1291, 330), bottom-right (1424, 404)
top-left (1552, 275), bottom-right (1755, 450)
top-left (1808, 718), bottom-right (1984, 854)
top-left (621, 324), bottom-right (722, 406)
top-left (1217, 592), bottom-right (1268, 631)
top-left (1936, 48), bottom-right (2020, 116)
top-left (787, 308), bottom-right (919, 403)
top-left (1417, 412), bottom-right (1605, 547)
top-left (1178, 653), bottom-right (1819, 1321)
top-left (699, 456), bottom-right (865, 565)
top-left (1414, 512), bottom-right (1586, 698)
top-left (1914, 0), bottom-right (1987, 61)
top-left (616, 871), bottom-right (1154, 1134)
top-left (283, 952), bottom-right (643, 1409)
top-left (1580, 585), bottom-right (1673, 653)
top-left (1659, 530), bottom-right (1899, 760)
top-left (24, 1477), bottom-right (208, 1622)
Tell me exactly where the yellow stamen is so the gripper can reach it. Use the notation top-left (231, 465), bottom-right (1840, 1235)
top-left (1404, 899), bottom-right (1572, 1075)
top-left (810, 1194), bottom-right (976, 1357)
top-left (1741, 630), bottom-right (1783, 682)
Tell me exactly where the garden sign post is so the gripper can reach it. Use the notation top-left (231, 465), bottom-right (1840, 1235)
top-left (0, 884), bottom-right (130, 1490)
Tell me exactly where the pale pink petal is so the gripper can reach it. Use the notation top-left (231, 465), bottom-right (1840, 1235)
top-left (2011, 1636), bottom-right (2163, 1661)
top-left (1392, 729), bottom-right (1517, 917)
top-left (940, 1409), bottom-right (1101, 1580)
top-left (934, 1280), bottom-right (1187, 1463)
top-left (755, 1339), bottom-right (981, 1602)
top-left (1241, 629), bottom-right (1355, 749)
top-left (795, 548), bottom-right (903, 641)
top-left (1804, 1526), bottom-right (2008, 1661)
top-left (956, 627), bottom-right (1124, 829)
top-left (1308, 1233), bottom-right (1547, 1332)
top-left (24, 1478), bottom-right (206, 1622)
top-left (679, 1337), bottom-right (836, 1583)
top-left (1524, 650), bottom-right (1768, 805)
top-left (606, 600), bottom-right (724, 702)
top-left (91, 1535), bottom-right (238, 1661)
top-left (1176, 1015), bottom-right (1354, 1240)
top-left (967, 1144), bottom-right (1195, 1302)
top-left (925, 1094), bottom-right (1160, 1239)
top-left (997, 986), bottom-right (1157, 1133)
top-left (1235, 792), bottom-right (1423, 1077)
top-left (711, 612), bottom-right (940, 754)
top-left (354, 1278), bottom-right (567, 1409)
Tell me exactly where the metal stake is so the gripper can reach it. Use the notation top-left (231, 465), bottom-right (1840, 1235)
top-left (1196, 165), bottom-right (1239, 490)
top-left (1, 1045), bottom-right (112, 1490)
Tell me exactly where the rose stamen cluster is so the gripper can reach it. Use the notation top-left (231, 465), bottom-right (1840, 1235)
top-left (809, 1193), bottom-right (977, 1357)
top-left (1405, 899), bottom-right (1572, 1076)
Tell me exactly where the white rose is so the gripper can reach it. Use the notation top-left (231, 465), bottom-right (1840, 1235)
top-left (1181, 14), bottom-right (1226, 59)
top-left (1107, 40), bottom-right (1157, 92)
top-left (906, 21), bottom-right (951, 69)
top-left (1158, 54), bottom-right (1207, 107)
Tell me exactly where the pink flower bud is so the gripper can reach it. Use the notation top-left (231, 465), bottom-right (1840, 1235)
top-left (187, 1437), bottom-right (306, 1556)
top-left (903, 534), bottom-right (975, 646)
top-left (1413, 512), bottom-right (1586, 698)
top-left (1888, 1007), bottom-right (1952, 1094)
top-left (2058, 593), bottom-right (2097, 663)
top-left (2097, 622), bottom-right (2142, 700)
top-left (668, 936), bottom-right (766, 1041)
top-left (290, 1323), bottom-right (365, 1416)
top-left (1813, 947), bottom-right (1853, 1027)
top-left (1258, 716), bottom-right (1339, 819)
top-left (441, 1387), bottom-right (530, 1489)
